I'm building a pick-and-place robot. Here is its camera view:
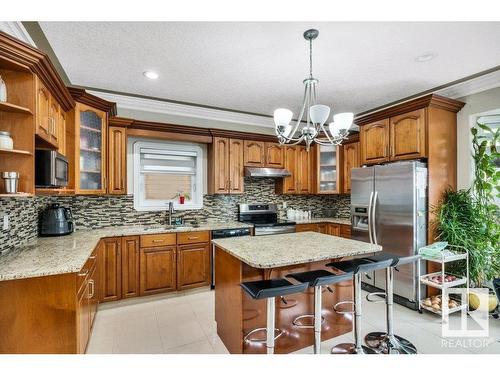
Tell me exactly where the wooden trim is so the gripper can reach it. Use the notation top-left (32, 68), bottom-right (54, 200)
top-left (355, 94), bottom-right (465, 127)
top-left (0, 31), bottom-right (74, 111)
top-left (127, 128), bottom-right (212, 144)
top-left (108, 116), bottom-right (134, 128)
top-left (68, 87), bottom-right (117, 116)
top-left (210, 128), bottom-right (276, 143)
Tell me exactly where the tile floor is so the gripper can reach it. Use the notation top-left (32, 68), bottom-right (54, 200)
top-left (86, 288), bottom-right (500, 354)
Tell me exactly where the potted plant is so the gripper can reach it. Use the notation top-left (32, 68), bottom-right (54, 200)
top-left (433, 122), bottom-right (499, 311)
top-left (172, 191), bottom-right (191, 205)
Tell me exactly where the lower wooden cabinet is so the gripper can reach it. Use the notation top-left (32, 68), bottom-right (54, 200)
top-left (327, 223), bottom-right (340, 236)
top-left (177, 242), bottom-right (210, 290)
top-left (295, 223), bottom-right (350, 238)
top-left (77, 281), bottom-right (90, 354)
top-left (317, 223), bottom-right (327, 234)
top-left (88, 264), bottom-right (98, 326)
top-left (295, 223), bottom-right (317, 232)
top-left (101, 238), bottom-right (122, 302)
top-left (139, 246), bottom-right (177, 296)
top-left (121, 236), bottom-right (140, 298)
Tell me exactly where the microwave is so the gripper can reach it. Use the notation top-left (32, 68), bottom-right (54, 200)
top-left (35, 150), bottom-right (69, 188)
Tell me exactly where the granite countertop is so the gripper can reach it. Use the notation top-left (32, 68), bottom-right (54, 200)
top-left (293, 217), bottom-right (351, 226)
top-left (0, 221), bottom-right (252, 282)
top-left (212, 231), bottom-right (380, 269)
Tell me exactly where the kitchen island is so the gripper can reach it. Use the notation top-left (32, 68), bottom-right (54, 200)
top-left (212, 231), bottom-right (381, 354)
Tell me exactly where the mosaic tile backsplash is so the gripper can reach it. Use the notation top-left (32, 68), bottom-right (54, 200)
top-left (0, 178), bottom-right (350, 253)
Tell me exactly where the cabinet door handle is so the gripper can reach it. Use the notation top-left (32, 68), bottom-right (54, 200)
top-left (88, 279), bottom-right (95, 298)
top-left (88, 255), bottom-right (96, 260)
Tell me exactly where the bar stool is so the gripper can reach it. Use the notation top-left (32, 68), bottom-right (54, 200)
top-left (240, 278), bottom-right (308, 354)
top-left (326, 257), bottom-right (394, 354)
top-left (286, 269), bottom-right (353, 354)
top-left (363, 253), bottom-right (421, 354)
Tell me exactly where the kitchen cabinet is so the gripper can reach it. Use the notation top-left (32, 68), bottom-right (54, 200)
top-left (390, 109), bottom-right (426, 161)
top-left (77, 280), bottom-right (90, 354)
top-left (295, 223), bottom-right (317, 232)
top-left (208, 137), bottom-right (244, 194)
top-left (88, 262), bottom-right (98, 328)
top-left (327, 223), bottom-right (341, 236)
top-left (313, 144), bottom-right (342, 194)
top-left (121, 236), bottom-right (140, 299)
top-left (35, 77), bottom-right (51, 144)
top-left (360, 119), bottom-right (390, 165)
top-left (139, 246), bottom-right (177, 296)
top-left (74, 102), bottom-right (107, 194)
top-left (48, 97), bottom-right (60, 147)
top-left (340, 224), bottom-right (351, 238)
top-left (177, 242), bottom-right (210, 290)
top-left (243, 140), bottom-right (265, 167)
top-left (101, 238), bottom-right (121, 302)
top-left (265, 142), bottom-right (284, 168)
top-left (107, 126), bottom-right (127, 194)
top-left (58, 109), bottom-right (67, 156)
top-left (360, 109), bottom-right (426, 165)
top-left (317, 223), bottom-right (327, 234)
top-left (342, 141), bottom-right (359, 193)
top-left (276, 145), bottom-right (311, 194)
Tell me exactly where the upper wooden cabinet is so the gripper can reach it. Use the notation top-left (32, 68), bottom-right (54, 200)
top-left (35, 77), bottom-right (62, 149)
top-left (243, 140), bottom-right (265, 167)
top-left (359, 109), bottom-right (426, 165)
top-left (312, 145), bottom-right (342, 194)
top-left (390, 109), bottom-right (425, 161)
top-left (107, 126), bottom-right (127, 194)
top-left (264, 142), bottom-right (284, 168)
top-left (208, 137), bottom-right (244, 194)
top-left (360, 119), bottom-right (390, 165)
top-left (342, 141), bottom-right (360, 193)
top-left (276, 145), bottom-right (311, 194)
top-left (74, 103), bottom-right (107, 194)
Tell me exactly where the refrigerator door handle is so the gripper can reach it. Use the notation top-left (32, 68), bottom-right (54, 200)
top-left (367, 191), bottom-right (374, 244)
top-left (372, 191), bottom-right (379, 245)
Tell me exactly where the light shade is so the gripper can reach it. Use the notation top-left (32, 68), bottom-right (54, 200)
top-left (333, 112), bottom-right (354, 131)
top-left (274, 108), bottom-right (293, 127)
top-left (328, 122), bottom-right (340, 137)
top-left (309, 105), bottom-right (330, 125)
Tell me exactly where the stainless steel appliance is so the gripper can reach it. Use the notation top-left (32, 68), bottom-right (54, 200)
top-left (244, 167), bottom-right (291, 178)
top-left (211, 227), bottom-right (251, 289)
top-left (1, 171), bottom-right (19, 194)
top-left (35, 150), bottom-right (69, 188)
top-left (39, 203), bottom-right (74, 236)
top-left (238, 203), bottom-right (296, 236)
top-left (351, 161), bottom-right (427, 309)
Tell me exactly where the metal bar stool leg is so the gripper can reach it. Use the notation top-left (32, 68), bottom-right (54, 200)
top-left (332, 273), bottom-right (376, 354)
top-left (365, 267), bottom-right (417, 354)
top-left (314, 285), bottom-right (322, 354)
top-left (266, 297), bottom-right (275, 354)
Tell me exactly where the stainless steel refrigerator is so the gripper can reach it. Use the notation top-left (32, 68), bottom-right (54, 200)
top-left (351, 161), bottom-right (427, 308)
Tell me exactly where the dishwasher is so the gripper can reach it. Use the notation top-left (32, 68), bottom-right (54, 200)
top-left (211, 227), bottom-right (251, 289)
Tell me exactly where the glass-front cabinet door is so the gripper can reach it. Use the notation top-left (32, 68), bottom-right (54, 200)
top-left (316, 145), bottom-right (341, 194)
top-left (76, 103), bottom-right (107, 194)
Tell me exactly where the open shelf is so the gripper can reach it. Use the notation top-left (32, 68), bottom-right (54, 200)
top-left (0, 148), bottom-right (33, 156)
top-left (420, 271), bottom-right (467, 289)
top-left (419, 299), bottom-right (467, 315)
top-left (0, 101), bottom-right (33, 115)
top-left (80, 125), bottom-right (102, 133)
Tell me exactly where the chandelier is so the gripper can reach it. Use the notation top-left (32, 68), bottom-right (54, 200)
top-left (274, 29), bottom-right (354, 150)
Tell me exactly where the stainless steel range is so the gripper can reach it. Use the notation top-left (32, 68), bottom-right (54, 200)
top-left (238, 203), bottom-right (296, 236)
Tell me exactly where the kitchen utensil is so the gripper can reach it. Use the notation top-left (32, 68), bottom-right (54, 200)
top-left (0, 75), bottom-right (7, 102)
top-left (39, 203), bottom-right (74, 236)
top-left (2, 171), bottom-right (19, 193)
top-left (0, 131), bottom-right (13, 150)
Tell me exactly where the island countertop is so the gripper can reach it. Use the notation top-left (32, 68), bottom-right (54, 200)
top-left (212, 231), bottom-right (381, 269)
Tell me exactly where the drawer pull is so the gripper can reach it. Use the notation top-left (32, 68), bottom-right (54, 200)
top-left (88, 255), bottom-right (96, 260)
top-left (152, 239), bottom-right (164, 243)
top-left (78, 270), bottom-right (89, 277)
top-left (187, 237), bottom-right (199, 240)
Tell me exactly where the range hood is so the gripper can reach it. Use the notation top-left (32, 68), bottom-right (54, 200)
top-left (244, 167), bottom-right (291, 178)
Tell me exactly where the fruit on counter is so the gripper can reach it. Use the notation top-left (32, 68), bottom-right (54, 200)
top-left (469, 292), bottom-right (499, 312)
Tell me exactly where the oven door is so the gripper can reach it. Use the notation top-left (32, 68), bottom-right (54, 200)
top-left (254, 225), bottom-right (296, 236)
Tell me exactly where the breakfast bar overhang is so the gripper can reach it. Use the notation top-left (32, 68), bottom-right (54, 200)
top-left (212, 231), bottom-right (382, 354)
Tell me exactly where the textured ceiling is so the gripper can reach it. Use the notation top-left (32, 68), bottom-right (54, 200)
top-left (39, 22), bottom-right (500, 116)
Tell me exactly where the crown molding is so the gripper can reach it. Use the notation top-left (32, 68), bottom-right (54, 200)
top-left (87, 90), bottom-right (275, 129)
top-left (0, 22), bottom-right (35, 46)
top-left (436, 68), bottom-right (500, 99)
top-left (68, 87), bottom-right (117, 116)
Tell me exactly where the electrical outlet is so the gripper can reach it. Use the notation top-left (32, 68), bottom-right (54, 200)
top-left (282, 201), bottom-right (287, 209)
top-left (2, 214), bottom-right (9, 230)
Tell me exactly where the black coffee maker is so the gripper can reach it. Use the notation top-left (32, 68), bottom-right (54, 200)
top-left (39, 203), bottom-right (74, 236)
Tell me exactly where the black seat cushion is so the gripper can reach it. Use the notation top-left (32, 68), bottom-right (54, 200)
top-left (287, 269), bottom-right (353, 287)
top-left (240, 278), bottom-right (308, 300)
top-left (326, 258), bottom-right (372, 273)
top-left (366, 252), bottom-right (421, 267)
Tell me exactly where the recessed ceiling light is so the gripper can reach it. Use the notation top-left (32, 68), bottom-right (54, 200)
top-left (143, 71), bottom-right (159, 80)
top-left (415, 53), bottom-right (435, 63)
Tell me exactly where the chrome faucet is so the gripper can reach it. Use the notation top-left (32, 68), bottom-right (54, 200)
top-left (166, 202), bottom-right (175, 226)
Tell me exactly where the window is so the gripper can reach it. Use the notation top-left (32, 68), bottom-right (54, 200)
top-left (133, 140), bottom-right (203, 211)
top-left (474, 113), bottom-right (499, 205)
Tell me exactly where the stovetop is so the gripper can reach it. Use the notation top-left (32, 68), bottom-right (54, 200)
top-left (241, 219), bottom-right (296, 228)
